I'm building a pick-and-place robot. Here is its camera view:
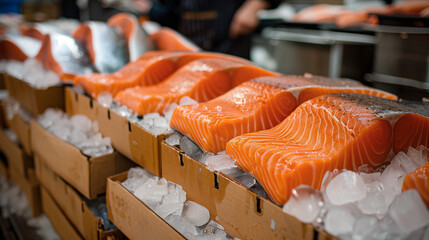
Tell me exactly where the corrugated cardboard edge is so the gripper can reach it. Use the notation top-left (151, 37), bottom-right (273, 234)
top-left (161, 141), bottom-right (321, 240)
top-left (4, 74), bottom-right (64, 116)
top-left (30, 120), bottom-right (134, 199)
top-left (65, 87), bottom-right (165, 176)
top-left (0, 128), bottom-right (32, 178)
top-left (35, 156), bottom-right (124, 240)
top-left (9, 167), bottom-right (42, 217)
top-left (2, 103), bottom-right (32, 156)
top-left (107, 172), bottom-right (185, 240)
top-left (41, 187), bottom-right (84, 240)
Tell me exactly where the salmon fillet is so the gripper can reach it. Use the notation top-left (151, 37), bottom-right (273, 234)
top-left (226, 93), bottom-right (429, 205)
top-left (36, 33), bottom-right (93, 82)
top-left (1, 35), bottom-right (41, 61)
top-left (107, 13), bottom-right (154, 61)
top-left (402, 162), bottom-right (429, 207)
top-left (114, 58), bottom-right (277, 115)
top-left (74, 51), bottom-right (251, 98)
top-left (150, 27), bottom-right (200, 52)
top-left (171, 75), bottom-right (397, 153)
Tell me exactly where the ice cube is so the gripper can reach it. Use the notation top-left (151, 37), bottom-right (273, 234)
top-left (70, 114), bottom-right (92, 132)
top-left (352, 215), bottom-right (379, 240)
top-left (325, 206), bottom-right (356, 236)
top-left (179, 96), bottom-right (198, 106)
top-left (38, 108), bottom-right (63, 128)
top-left (97, 92), bottom-right (113, 108)
top-left (202, 220), bottom-right (228, 237)
top-left (127, 167), bottom-right (154, 180)
top-left (407, 145), bottom-right (429, 167)
top-left (166, 215), bottom-right (199, 236)
top-left (380, 159), bottom-right (407, 205)
top-left (156, 183), bottom-right (186, 218)
top-left (163, 103), bottom-right (178, 124)
top-left (180, 136), bottom-right (203, 159)
top-left (326, 171), bottom-right (367, 205)
top-left (388, 190), bottom-right (429, 235)
top-left (197, 152), bottom-right (215, 165)
top-left (282, 185), bottom-right (324, 223)
top-left (320, 169), bottom-right (342, 192)
top-left (166, 133), bottom-right (182, 146)
top-left (368, 215), bottom-right (402, 239)
top-left (117, 105), bottom-right (133, 118)
top-left (40, 71), bottom-right (61, 88)
top-left (205, 152), bottom-right (235, 172)
top-left (357, 191), bottom-right (387, 217)
top-left (69, 128), bottom-right (88, 145)
top-left (133, 177), bottom-right (169, 209)
top-left (122, 177), bottom-right (148, 193)
top-left (234, 173), bottom-right (256, 188)
top-left (182, 201), bottom-right (210, 226)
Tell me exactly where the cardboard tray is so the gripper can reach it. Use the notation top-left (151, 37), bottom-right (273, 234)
top-left (107, 172), bottom-right (186, 240)
top-left (35, 156), bottom-right (126, 240)
top-left (0, 129), bottom-right (32, 178)
top-left (41, 187), bottom-right (84, 240)
top-left (9, 168), bottom-right (42, 217)
top-left (4, 74), bottom-right (64, 116)
top-left (30, 120), bottom-right (134, 199)
top-left (161, 142), bottom-right (335, 240)
top-left (65, 87), bottom-right (167, 176)
top-left (2, 103), bottom-right (32, 156)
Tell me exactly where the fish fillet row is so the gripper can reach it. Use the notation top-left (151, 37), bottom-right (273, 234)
top-left (74, 51), bottom-right (250, 98)
top-left (226, 93), bottom-right (429, 205)
top-left (114, 58), bottom-right (276, 115)
top-left (170, 75), bottom-right (397, 153)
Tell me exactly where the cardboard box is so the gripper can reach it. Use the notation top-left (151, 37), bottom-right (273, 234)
top-left (107, 172), bottom-right (186, 240)
top-left (4, 74), bottom-right (64, 116)
top-left (2, 104), bottom-right (32, 156)
top-left (0, 157), bottom-right (7, 178)
top-left (30, 120), bottom-right (134, 199)
top-left (41, 187), bottom-right (84, 240)
top-left (0, 73), bottom-right (5, 89)
top-left (161, 142), bottom-right (323, 240)
top-left (9, 168), bottom-right (42, 217)
top-left (65, 87), bottom-right (166, 176)
top-left (0, 129), bottom-right (32, 177)
top-left (35, 156), bottom-right (126, 240)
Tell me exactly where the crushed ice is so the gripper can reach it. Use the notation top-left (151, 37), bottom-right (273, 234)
top-left (5, 59), bottom-right (61, 89)
top-left (38, 108), bottom-right (114, 157)
top-left (123, 167), bottom-right (234, 239)
top-left (0, 174), bottom-right (60, 239)
top-left (283, 145), bottom-right (429, 240)
top-left (86, 196), bottom-right (117, 231)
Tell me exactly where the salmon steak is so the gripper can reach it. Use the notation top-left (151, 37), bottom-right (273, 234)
top-left (74, 51), bottom-right (250, 98)
top-left (402, 148), bottom-right (429, 207)
top-left (170, 75), bottom-right (397, 153)
top-left (107, 13), bottom-right (154, 61)
top-left (1, 35), bottom-right (41, 61)
top-left (150, 27), bottom-right (200, 52)
top-left (226, 93), bottom-right (429, 205)
top-left (114, 58), bottom-right (277, 115)
top-left (36, 33), bottom-right (93, 82)
top-left (73, 21), bottom-right (128, 73)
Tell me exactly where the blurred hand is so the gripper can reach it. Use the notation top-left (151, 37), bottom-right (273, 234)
top-left (230, 0), bottom-right (269, 38)
top-left (132, 0), bottom-right (153, 14)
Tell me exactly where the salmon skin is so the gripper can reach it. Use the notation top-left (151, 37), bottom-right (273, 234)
top-left (226, 93), bottom-right (429, 205)
top-left (114, 58), bottom-right (277, 115)
top-left (73, 21), bottom-right (128, 73)
top-left (20, 22), bottom-right (69, 42)
top-left (74, 51), bottom-right (251, 98)
top-left (1, 35), bottom-right (41, 61)
top-left (403, 161), bottom-right (429, 207)
top-left (150, 27), bottom-right (201, 52)
top-left (36, 33), bottom-right (93, 82)
top-left (170, 75), bottom-right (397, 153)
top-left (108, 13), bottom-right (154, 61)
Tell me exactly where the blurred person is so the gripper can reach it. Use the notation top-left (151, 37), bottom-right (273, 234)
top-left (132, 0), bottom-right (282, 59)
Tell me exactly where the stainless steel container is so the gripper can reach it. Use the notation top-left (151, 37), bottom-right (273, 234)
top-left (251, 27), bottom-right (376, 82)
